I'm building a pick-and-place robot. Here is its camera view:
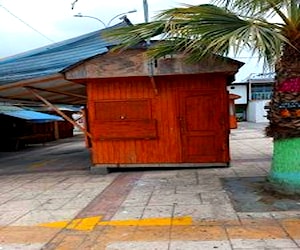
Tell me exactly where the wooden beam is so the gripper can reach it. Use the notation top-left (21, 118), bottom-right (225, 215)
top-left (0, 96), bottom-right (39, 104)
top-left (150, 77), bottom-right (158, 95)
top-left (26, 88), bottom-right (93, 140)
top-left (0, 73), bottom-right (63, 91)
top-left (25, 86), bottom-right (87, 99)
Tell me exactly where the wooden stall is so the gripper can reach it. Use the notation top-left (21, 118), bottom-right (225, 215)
top-left (0, 106), bottom-right (73, 151)
top-left (65, 48), bottom-right (243, 173)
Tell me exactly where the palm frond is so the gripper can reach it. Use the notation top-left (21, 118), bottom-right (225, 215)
top-left (213, 0), bottom-right (300, 27)
top-left (213, 0), bottom-right (285, 15)
top-left (104, 3), bottom-right (290, 69)
top-left (103, 21), bottom-right (166, 51)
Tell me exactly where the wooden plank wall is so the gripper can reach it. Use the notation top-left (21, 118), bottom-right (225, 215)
top-left (87, 74), bottom-right (227, 164)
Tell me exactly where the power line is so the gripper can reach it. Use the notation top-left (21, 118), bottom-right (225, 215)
top-left (0, 3), bottom-right (55, 43)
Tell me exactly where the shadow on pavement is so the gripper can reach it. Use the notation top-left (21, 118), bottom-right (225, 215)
top-left (0, 134), bottom-right (91, 175)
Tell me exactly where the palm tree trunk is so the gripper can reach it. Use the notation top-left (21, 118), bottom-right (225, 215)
top-left (266, 41), bottom-right (300, 195)
top-left (267, 138), bottom-right (300, 194)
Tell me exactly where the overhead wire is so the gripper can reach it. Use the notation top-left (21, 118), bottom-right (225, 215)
top-left (0, 3), bottom-right (55, 43)
top-left (0, 2), bottom-right (261, 60)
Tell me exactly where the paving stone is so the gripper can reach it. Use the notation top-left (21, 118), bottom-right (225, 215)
top-left (11, 191), bottom-right (44, 201)
top-left (142, 205), bottom-right (173, 219)
top-left (230, 239), bottom-right (298, 249)
top-left (169, 240), bottom-right (232, 250)
top-left (271, 211), bottom-right (300, 219)
top-left (106, 241), bottom-right (169, 250)
top-left (233, 247), bottom-right (300, 249)
top-left (110, 206), bottom-right (145, 221)
top-left (226, 224), bottom-right (289, 240)
top-left (11, 209), bottom-right (79, 226)
top-left (148, 193), bottom-right (202, 206)
top-left (133, 226), bottom-right (170, 241)
top-left (237, 212), bottom-right (273, 220)
top-left (151, 188), bottom-right (176, 196)
top-left (0, 200), bottom-right (42, 213)
top-left (170, 225), bottom-right (227, 241)
top-left (200, 191), bottom-right (231, 204)
top-left (0, 210), bottom-right (29, 226)
top-left (37, 198), bottom-right (71, 210)
top-left (0, 243), bottom-right (45, 250)
top-left (37, 190), bottom-right (82, 200)
top-left (279, 218), bottom-right (300, 239)
top-left (52, 234), bottom-right (87, 250)
top-left (174, 203), bottom-right (238, 221)
top-left (0, 193), bottom-right (16, 205)
top-left (0, 226), bottom-right (60, 245)
top-left (60, 197), bottom-right (97, 210)
top-left (121, 191), bottom-right (153, 207)
top-left (176, 183), bottom-right (223, 193)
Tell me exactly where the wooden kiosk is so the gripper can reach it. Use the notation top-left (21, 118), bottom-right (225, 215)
top-left (65, 48), bottom-right (243, 173)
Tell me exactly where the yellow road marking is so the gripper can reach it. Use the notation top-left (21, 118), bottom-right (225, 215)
top-left (38, 216), bottom-right (102, 231)
top-left (98, 216), bottom-right (192, 227)
top-left (38, 216), bottom-right (192, 231)
top-left (76, 216), bottom-right (102, 230)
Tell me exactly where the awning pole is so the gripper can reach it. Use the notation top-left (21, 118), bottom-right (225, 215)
top-left (26, 88), bottom-right (93, 139)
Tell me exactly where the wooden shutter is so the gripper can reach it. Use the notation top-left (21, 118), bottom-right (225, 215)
top-left (93, 99), bottom-right (157, 140)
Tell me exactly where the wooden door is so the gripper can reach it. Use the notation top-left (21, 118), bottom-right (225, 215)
top-left (179, 90), bottom-right (229, 163)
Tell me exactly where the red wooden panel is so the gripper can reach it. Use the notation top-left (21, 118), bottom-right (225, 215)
top-left (92, 120), bottom-right (157, 140)
top-left (95, 101), bottom-right (122, 121)
top-left (94, 99), bottom-right (151, 121)
top-left (184, 134), bottom-right (217, 161)
top-left (179, 89), bottom-right (228, 163)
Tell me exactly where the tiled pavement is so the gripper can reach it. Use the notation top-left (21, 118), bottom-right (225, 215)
top-left (0, 122), bottom-right (300, 249)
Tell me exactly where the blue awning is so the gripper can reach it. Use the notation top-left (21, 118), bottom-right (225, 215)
top-left (0, 110), bottom-right (64, 123)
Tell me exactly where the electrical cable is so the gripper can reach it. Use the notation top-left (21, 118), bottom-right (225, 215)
top-left (0, 3), bottom-right (55, 43)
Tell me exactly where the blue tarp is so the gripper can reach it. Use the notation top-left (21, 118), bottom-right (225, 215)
top-left (0, 110), bottom-right (63, 123)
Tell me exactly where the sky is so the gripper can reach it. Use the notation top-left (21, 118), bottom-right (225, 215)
top-left (0, 0), bottom-right (264, 82)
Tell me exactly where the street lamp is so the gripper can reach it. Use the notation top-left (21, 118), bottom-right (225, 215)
top-left (74, 13), bottom-right (106, 27)
top-left (74, 9), bottom-right (137, 27)
top-left (107, 10), bottom-right (136, 27)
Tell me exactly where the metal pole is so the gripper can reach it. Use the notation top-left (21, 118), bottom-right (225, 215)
top-left (143, 0), bottom-right (149, 23)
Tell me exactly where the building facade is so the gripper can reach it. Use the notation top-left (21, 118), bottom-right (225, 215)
top-left (227, 72), bottom-right (275, 123)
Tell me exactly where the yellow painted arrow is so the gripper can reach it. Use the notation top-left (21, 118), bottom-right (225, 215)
top-left (38, 216), bottom-right (192, 231)
top-left (98, 216), bottom-right (192, 227)
top-left (38, 216), bottom-right (102, 231)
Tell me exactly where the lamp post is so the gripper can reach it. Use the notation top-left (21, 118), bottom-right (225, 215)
top-left (74, 14), bottom-right (106, 27)
top-left (143, 0), bottom-right (149, 23)
top-left (107, 10), bottom-right (136, 26)
top-left (74, 9), bottom-right (137, 27)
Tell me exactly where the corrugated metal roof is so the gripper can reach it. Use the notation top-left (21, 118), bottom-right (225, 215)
top-left (0, 104), bottom-right (63, 122)
top-left (0, 22), bottom-right (128, 85)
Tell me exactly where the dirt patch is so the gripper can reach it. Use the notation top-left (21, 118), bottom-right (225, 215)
top-left (221, 176), bottom-right (300, 212)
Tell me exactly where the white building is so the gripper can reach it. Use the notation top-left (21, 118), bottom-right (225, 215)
top-left (227, 72), bottom-right (275, 123)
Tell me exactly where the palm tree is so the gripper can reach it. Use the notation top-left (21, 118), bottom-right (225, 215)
top-left (105, 0), bottom-right (300, 195)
